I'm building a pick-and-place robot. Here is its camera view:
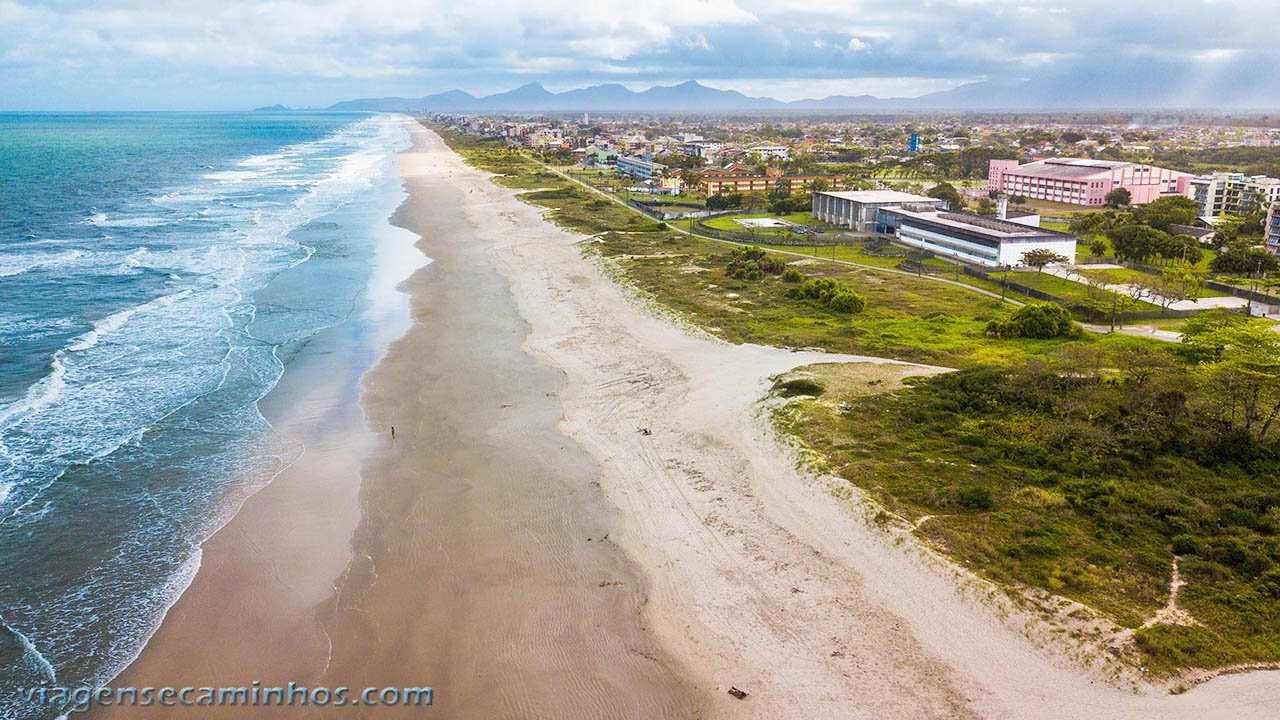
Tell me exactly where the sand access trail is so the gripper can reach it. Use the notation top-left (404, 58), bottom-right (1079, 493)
top-left (417, 121), bottom-right (1280, 718)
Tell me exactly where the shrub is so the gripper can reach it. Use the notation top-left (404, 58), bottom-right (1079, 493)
top-left (789, 278), bottom-right (867, 314)
top-left (773, 377), bottom-right (825, 396)
top-left (726, 246), bottom-right (783, 280)
top-left (781, 267), bottom-right (804, 283)
top-left (957, 486), bottom-right (995, 510)
top-left (987, 302), bottom-right (1077, 339)
top-left (1171, 535), bottom-right (1199, 555)
top-left (828, 291), bottom-right (867, 314)
top-left (798, 277), bottom-right (838, 301)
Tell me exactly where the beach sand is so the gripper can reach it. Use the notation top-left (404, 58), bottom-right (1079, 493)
top-left (97, 119), bottom-right (1280, 719)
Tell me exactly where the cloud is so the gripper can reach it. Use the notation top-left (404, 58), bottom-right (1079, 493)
top-left (0, 0), bottom-right (1276, 108)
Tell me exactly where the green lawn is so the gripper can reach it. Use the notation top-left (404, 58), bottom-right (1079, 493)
top-left (700, 211), bottom-right (835, 235)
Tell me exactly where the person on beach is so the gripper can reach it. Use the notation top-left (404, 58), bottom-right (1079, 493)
top-left (391, 425), bottom-right (396, 439)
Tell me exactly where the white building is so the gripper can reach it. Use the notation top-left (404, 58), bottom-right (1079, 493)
top-left (812, 190), bottom-right (946, 232)
top-left (616, 155), bottom-right (666, 180)
top-left (747, 144), bottom-right (790, 161)
top-left (878, 205), bottom-right (1077, 268)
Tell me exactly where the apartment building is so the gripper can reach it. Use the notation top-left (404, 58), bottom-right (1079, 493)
top-left (1189, 172), bottom-right (1280, 218)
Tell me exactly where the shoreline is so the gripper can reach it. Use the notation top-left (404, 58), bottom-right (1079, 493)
top-left (93, 118), bottom-right (426, 717)
top-left (92, 118), bottom-right (1280, 720)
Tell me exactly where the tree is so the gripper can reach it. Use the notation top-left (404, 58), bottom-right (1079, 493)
top-left (1069, 211), bottom-right (1118, 236)
top-left (1108, 224), bottom-right (1171, 263)
top-left (976, 197), bottom-right (996, 215)
top-left (1209, 245), bottom-right (1280, 275)
top-left (1155, 262), bottom-right (1207, 310)
top-left (1181, 317), bottom-right (1280, 440)
top-left (926, 181), bottom-right (963, 210)
top-left (706, 192), bottom-right (744, 211)
top-left (987, 302), bottom-right (1077, 339)
top-left (1105, 187), bottom-right (1132, 208)
top-left (1089, 238), bottom-right (1109, 257)
top-left (1021, 248), bottom-right (1069, 273)
top-left (1135, 196), bottom-right (1199, 232)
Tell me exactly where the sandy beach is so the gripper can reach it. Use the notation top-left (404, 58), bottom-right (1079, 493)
top-left (96, 119), bottom-right (1280, 720)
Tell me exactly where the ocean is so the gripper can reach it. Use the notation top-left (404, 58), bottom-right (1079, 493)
top-left (0, 112), bottom-right (420, 718)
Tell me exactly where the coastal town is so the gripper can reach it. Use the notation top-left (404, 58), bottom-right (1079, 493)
top-left (437, 111), bottom-right (1280, 326)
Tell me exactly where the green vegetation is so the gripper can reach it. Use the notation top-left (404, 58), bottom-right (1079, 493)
top-left (791, 278), bottom-right (866, 314)
top-left (725, 246), bottom-right (784, 280)
top-left (779, 345), bottom-right (1280, 675)
top-left (1154, 145), bottom-right (1280, 177)
top-left (986, 302), bottom-right (1078, 339)
top-left (433, 122), bottom-right (1280, 677)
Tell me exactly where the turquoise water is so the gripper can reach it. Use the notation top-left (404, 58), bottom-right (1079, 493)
top-left (0, 112), bottom-right (415, 718)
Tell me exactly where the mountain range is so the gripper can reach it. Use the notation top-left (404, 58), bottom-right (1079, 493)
top-left (317, 74), bottom-right (1280, 114)
top-left (324, 79), bottom-right (1000, 113)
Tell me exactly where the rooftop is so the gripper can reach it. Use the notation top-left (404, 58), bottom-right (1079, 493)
top-left (892, 207), bottom-right (1072, 240)
top-left (818, 190), bottom-right (938, 204)
top-left (1006, 160), bottom-right (1117, 180)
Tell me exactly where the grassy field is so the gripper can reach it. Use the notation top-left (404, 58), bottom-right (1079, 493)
top-left (699, 211), bottom-right (839, 238)
top-left (433, 124), bottom-right (1280, 677)
top-left (777, 359), bottom-right (1280, 675)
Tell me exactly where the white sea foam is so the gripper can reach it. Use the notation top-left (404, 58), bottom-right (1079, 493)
top-left (85, 213), bottom-right (171, 228)
top-left (1, 116), bottom-right (419, 702)
top-left (0, 249), bottom-right (84, 277)
top-left (65, 289), bottom-right (194, 353)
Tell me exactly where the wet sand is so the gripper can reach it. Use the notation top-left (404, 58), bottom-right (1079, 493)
top-left (98, 119), bottom-right (701, 719)
top-left (313, 123), bottom-right (702, 718)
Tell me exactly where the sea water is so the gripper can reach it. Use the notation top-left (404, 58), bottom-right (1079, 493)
top-left (0, 112), bottom-right (418, 718)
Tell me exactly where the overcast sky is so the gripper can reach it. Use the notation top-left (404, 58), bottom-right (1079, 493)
top-left (0, 0), bottom-right (1274, 110)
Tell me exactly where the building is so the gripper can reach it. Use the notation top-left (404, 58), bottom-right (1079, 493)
top-left (989, 158), bottom-right (1193, 206)
top-left (585, 146), bottom-right (617, 167)
top-left (747, 144), bottom-right (790, 161)
top-left (877, 205), bottom-right (1077, 267)
top-left (616, 156), bottom-right (666, 180)
top-left (677, 140), bottom-right (725, 159)
top-left (1189, 172), bottom-right (1280, 218)
top-left (699, 164), bottom-right (846, 196)
top-left (1266, 202), bottom-right (1280, 257)
top-left (812, 190), bottom-right (946, 232)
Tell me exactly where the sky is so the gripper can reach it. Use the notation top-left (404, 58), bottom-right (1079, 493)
top-left (0, 0), bottom-right (1276, 110)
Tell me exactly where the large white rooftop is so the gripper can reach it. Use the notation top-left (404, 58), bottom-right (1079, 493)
top-left (816, 190), bottom-right (938, 204)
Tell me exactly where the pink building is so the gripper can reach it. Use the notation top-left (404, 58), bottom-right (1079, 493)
top-left (989, 158), bottom-right (1193, 206)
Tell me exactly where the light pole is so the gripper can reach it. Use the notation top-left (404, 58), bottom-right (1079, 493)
top-left (1247, 258), bottom-right (1263, 315)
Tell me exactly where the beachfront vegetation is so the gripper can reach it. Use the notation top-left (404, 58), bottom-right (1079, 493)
top-left (778, 342), bottom-right (1280, 675)
top-left (433, 122), bottom-right (1280, 677)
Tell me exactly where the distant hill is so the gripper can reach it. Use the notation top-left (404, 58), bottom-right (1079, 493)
top-left (318, 74), bottom-right (1280, 114)
top-left (252, 104), bottom-right (292, 111)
